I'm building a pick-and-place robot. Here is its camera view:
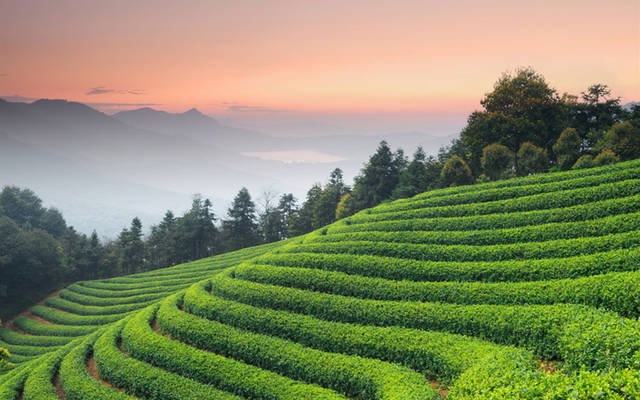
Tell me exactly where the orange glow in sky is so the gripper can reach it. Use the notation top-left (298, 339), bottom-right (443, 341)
top-left (0, 0), bottom-right (638, 116)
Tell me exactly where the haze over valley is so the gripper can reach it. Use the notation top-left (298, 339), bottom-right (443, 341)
top-left (0, 98), bottom-right (453, 236)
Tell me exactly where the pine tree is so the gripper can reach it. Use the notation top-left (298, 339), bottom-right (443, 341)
top-left (352, 141), bottom-right (406, 210)
top-left (223, 188), bottom-right (259, 251)
top-left (393, 146), bottom-right (429, 198)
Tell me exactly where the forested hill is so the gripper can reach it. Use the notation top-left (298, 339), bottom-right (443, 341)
top-left (2, 159), bottom-right (640, 398)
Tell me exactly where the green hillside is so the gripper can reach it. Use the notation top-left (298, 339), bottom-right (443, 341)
top-left (3, 159), bottom-right (640, 399)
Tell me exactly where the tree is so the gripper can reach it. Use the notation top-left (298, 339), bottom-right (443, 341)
top-left (594, 149), bottom-right (619, 166)
top-left (288, 184), bottom-right (322, 237)
top-left (223, 188), bottom-right (259, 250)
top-left (481, 143), bottom-right (514, 180)
top-left (352, 141), bottom-right (406, 210)
top-left (177, 196), bottom-right (218, 261)
top-left (148, 210), bottom-right (178, 268)
top-left (441, 156), bottom-right (473, 186)
top-left (336, 193), bottom-right (356, 220)
top-left (461, 68), bottom-right (563, 174)
top-left (277, 194), bottom-right (298, 239)
top-left (393, 146), bottom-right (431, 199)
top-left (312, 168), bottom-right (349, 229)
top-left (553, 128), bottom-right (581, 169)
top-left (517, 142), bottom-right (549, 175)
top-left (572, 155), bottom-right (595, 170)
top-left (597, 121), bottom-right (640, 161)
top-left (0, 187), bottom-right (45, 228)
top-left (118, 217), bottom-right (145, 275)
top-left (569, 84), bottom-right (624, 148)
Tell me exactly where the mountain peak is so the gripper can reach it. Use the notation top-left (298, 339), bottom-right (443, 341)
top-left (184, 108), bottom-right (203, 116)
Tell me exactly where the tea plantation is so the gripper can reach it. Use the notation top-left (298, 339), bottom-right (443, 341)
top-left (2, 159), bottom-right (640, 399)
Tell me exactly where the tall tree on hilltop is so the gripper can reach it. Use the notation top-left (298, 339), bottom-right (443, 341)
top-left (118, 217), bottom-right (145, 275)
top-left (312, 168), bottom-right (349, 229)
top-left (352, 141), bottom-right (406, 210)
top-left (148, 210), bottom-right (178, 268)
top-left (277, 193), bottom-right (297, 238)
top-left (177, 196), bottom-right (218, 261)
top-left (288, 184), bottom-right (322, 237)
top-left (569, 84), bottom-right (624, 148)
top-left (223, 188), bottom-right (259, 251)
top-left (461, 68), bottom-right (563, 174)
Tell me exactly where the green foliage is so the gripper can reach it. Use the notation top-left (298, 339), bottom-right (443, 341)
top-left (595, 149), bottom-right (620, 166)
top-left (183, 281), bottom-right (511, 386)
top-left (335, 193), bottom-right (355, 220)
top-left (597, 121), bottom-right (640, 160)
top-left (392, 146), bottom-right (440, 198)
top-left (351, 141), bottom-right (406, 209)
top-left (4, 149), bottom-right (640, 399)
top-left (573, 154), bottom-right (595, 169)
top-left (222, 187), bottom-right (260, 250)
top-left (441, 155), bottom-right (473, 186)
top-left (0, 327), bottom-right (8, 370)
top-left (210, 272), bottom-right (640, 368)
top-left (154, 296), bottom-right (438, 400)
top-left (553, 127), bottom-right (582, 169)
top-left (516, 142), bottom-right (549, 175)
top-left (461, 68), bottom-right (563, 174)
top-left (481, 143), bottom-right (514, 180)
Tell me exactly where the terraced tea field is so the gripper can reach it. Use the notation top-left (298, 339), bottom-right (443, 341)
top-left (2, 159), bottom-right (640, 399)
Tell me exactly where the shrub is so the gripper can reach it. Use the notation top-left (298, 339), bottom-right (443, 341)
top-left (573, 154), bottom-right (595, 169)
top-left (335, 193), bottom-right (355, 220)
top-left (594, 149), bottom-right (620, 166)
top-left (441, 156), bottom-right (473, 186)
top-left (599, 121), bottom-right (640, 161)
top-left (553, 127), bottom-right (581, 169)
top-left (517, 142), bottom-right (549, 175)
top-left (481, 143), bottom-right (514, 180)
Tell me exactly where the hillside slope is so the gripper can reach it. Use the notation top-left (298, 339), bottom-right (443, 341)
top-left (3, 160), bottom-right (640, 399)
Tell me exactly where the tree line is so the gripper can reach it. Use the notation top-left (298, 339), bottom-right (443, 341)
top-left (283, 68), bottom-right (640, 236)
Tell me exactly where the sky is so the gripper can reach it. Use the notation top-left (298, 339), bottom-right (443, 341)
top-left (1, 0), bottom-right (638, 136)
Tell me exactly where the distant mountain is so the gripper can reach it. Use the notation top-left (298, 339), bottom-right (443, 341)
top-left (113, 107), bottom-right (267, 151)
top-left (622, 102), bottom-right (639, 111)
top-left (0, 98), bottom-right (453, 236)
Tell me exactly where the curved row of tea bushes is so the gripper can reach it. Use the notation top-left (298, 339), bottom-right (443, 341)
top-left (209, 273), bottom-right (640, 370)
top-left (399, 158), bottom-right (640, 202)
top-left (30, 306), bottom-right (129, 326)
top-left (113, 307), bottom-right (347, 400)
top-left (58, 325), bottom-right (136, 400)
top-left (12, 317), bottom-right (98, 337)
top-left (45, 297), bottom-right (158, 315)
top-left (0, 340), bottom-right (61, 357)
top-left (372, 166), bottom-right (640, 213)
top-left (91, 320), bottom-right (249, 400)
top-left (313, 212), bottom-right (640, 246)
top-left (252, 247), bottom-right (640, 282)
top-left (58, 289), bottom-right (168, 306)
top-left (78, 276), bottom-right (203, 291)
top-left (0, 328), bottom-right (72, 347)
top-left (181, 281), bottom-right (519, 385)
top-left (234, 264), bottom-right (640, 318)
top-left (349, 178), bottom-right (640, 222)
top-left (149, 295), bottom-right (439, 400)
top-left (331, 194), bottom-right (640, 233)
top-left (286, 230), bottom-right (640, 262)
top-left (66, 282), bottom-right (191, 298)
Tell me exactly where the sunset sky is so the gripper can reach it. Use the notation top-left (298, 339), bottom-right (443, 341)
top-left (1, 0), bottom-right (638, 135)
